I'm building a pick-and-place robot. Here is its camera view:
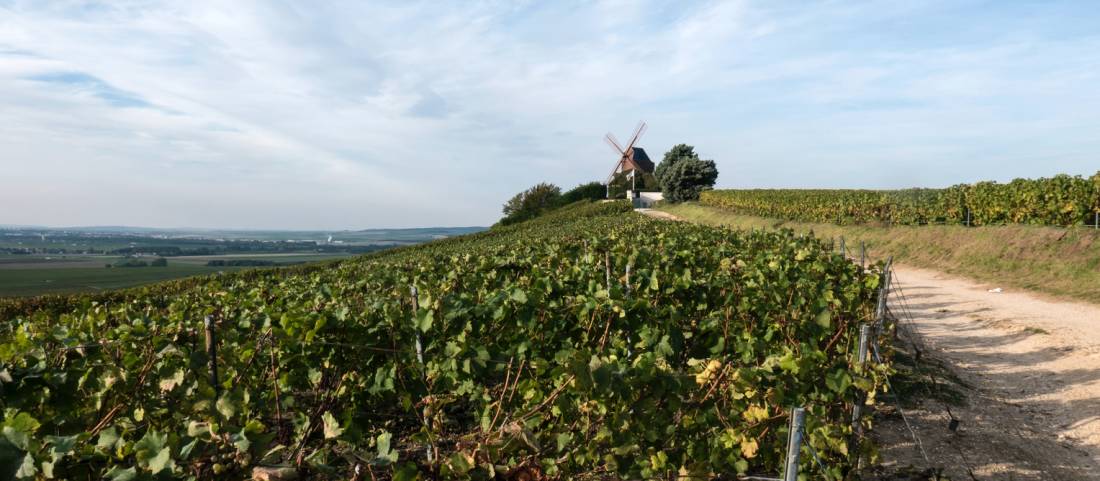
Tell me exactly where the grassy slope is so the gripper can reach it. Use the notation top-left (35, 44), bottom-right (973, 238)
top-left (660, 202), bottom-right (1100, 303)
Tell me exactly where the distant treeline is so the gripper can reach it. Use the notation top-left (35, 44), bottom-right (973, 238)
top-left (205, 259), bottom-right (278, 267)
top-left (1, 240), bottom-right (395, 256)
top-left (0, 248), bottom-right (76, 255)
top-left (701, 172), bottom-right (1100, 227)
top-left (109, 258), bottom-right (168, 268)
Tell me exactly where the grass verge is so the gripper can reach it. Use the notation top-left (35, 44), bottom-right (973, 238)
top-left (658, 202), bottom-right (1100, 304)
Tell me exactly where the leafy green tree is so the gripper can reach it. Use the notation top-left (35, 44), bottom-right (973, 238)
top-left (655, 144), bottom-right (699, 187)
top-left (499, 182), bottom-right (562, 225)
top-left (150, 257), bottom-right (168, 267)
top-left (662, 157), bottom-right (719, 203)
top-left (559, 181), bottom-right (607, 204)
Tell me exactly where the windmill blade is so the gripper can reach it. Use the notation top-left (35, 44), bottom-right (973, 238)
top-left (604, 133), bottom-right (625, 154)
top-left (606, 159), bottom-right (624, 184)
top-left (625, 121), bottom-right (647, 150)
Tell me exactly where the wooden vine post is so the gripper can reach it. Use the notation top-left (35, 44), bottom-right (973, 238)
top-left (204, 315), bottom-right (223, 424)
top-left (411, 286), bottom-right (434, 464)
top-left (204, 315), bottom-right (219, 399)
top-left (604, 251), bottom-right (611, 292)
top-left (624, 261), bottom-right (632, 298)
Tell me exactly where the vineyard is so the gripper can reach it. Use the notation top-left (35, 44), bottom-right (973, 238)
top-left (2, 201), bottom-right (889, 480)
top-left (700, 172), bottom-right (1100, 226)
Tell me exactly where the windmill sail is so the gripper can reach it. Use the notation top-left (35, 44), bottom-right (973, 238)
top-left (604, 121), bottom-right (649, 186)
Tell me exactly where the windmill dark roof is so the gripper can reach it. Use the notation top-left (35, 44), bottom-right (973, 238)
top-left (630, 147), bottom-right (655, 173)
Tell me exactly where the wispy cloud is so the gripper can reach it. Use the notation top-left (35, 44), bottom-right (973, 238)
top-left (1, 0), bottom-right (1098, 228)
top-left (27, 71), bottom-right (153, 108)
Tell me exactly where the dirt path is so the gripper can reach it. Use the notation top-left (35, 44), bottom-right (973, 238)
top-left (634, 208), bottom-right (682, 221)
top-left (635, 208), bottom-right (1100, 479)
top-left (875, 266), bottom-right (1100, 480)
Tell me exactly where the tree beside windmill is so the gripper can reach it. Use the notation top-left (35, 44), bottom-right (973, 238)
top-left (605, 122), bottom-right (660, 199)
top-left (655, 144), bottom-right (719, 203)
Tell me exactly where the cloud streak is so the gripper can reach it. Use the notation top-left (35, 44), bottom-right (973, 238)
top-left (27, 71), bottom-right (153, 108)
top-left (1, 0), bottom-right (1098, 228)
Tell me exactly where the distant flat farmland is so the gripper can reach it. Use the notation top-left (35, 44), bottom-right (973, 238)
top-left (0, 225), bottom-right (485, 297)
top-left (0, 253), bottom-right (354, 297)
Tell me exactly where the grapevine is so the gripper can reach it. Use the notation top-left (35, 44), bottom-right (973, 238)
top-left (1, 201), bottom-right (886, 480)
top-left (700, 172), bottom-right (1100, 226)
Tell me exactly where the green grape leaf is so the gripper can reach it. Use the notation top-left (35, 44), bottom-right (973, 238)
top-left (511, 288), bottom-right (528, 304)
top-left (322, 412), bottom-right (344, 439)
top-left (416, 310), bottom-right (434, 333)
top-left (104, 466), bottom-right (137, 481)
top-left (373, 431), bottom-right (398, 465)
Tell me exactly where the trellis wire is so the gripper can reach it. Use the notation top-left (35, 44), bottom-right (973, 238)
top-left (800, 425), bottom-right (831, 478)
top-left (849, 323), bottom-right (871, 465)
top-left (870, 339), bottom-right (930, 464)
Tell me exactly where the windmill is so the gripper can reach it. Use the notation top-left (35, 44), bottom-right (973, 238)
top-left (604, 121), bottom-right (654, 196)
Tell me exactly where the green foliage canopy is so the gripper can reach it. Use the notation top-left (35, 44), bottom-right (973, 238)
top-left (559, 181), bottom-right (607, 205)
top-left (701, 172), bottom-right (1100, 226)
top-left (656, 144), bottom-right (719, 203)
top-left (654, 144), bottom-right (698, 187)
top-left (1, 201), bottom-right (888, 480)
top-left (499, 182), bottom-right (562, 226)
top-left (662, 159), bottom-right (719, 203)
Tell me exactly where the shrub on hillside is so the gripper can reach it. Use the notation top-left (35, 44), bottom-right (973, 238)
top-left (559, 181), bottom-right (607, 204)
top-left (499, 182), bottom-right (562, 226)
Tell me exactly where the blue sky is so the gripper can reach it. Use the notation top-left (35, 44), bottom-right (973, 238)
top-left (1, 1), bottom-right (1098, 229)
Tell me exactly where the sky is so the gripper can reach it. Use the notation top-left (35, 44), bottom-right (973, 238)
top-left (1, 1), bottom-right (1099, 229)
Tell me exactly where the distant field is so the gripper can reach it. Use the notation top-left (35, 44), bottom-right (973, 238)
top-left (0, 224), bottom-right (484, 297)
top-left (0, 253), bottom-right (353, 297)
top-left (168, 253), bottom-right (354, 265)
top-left (0, 225), bottom-right (484, 252)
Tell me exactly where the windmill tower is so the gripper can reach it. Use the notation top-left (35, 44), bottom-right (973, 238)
top-left (604, 121), bottom-right (654, 197)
